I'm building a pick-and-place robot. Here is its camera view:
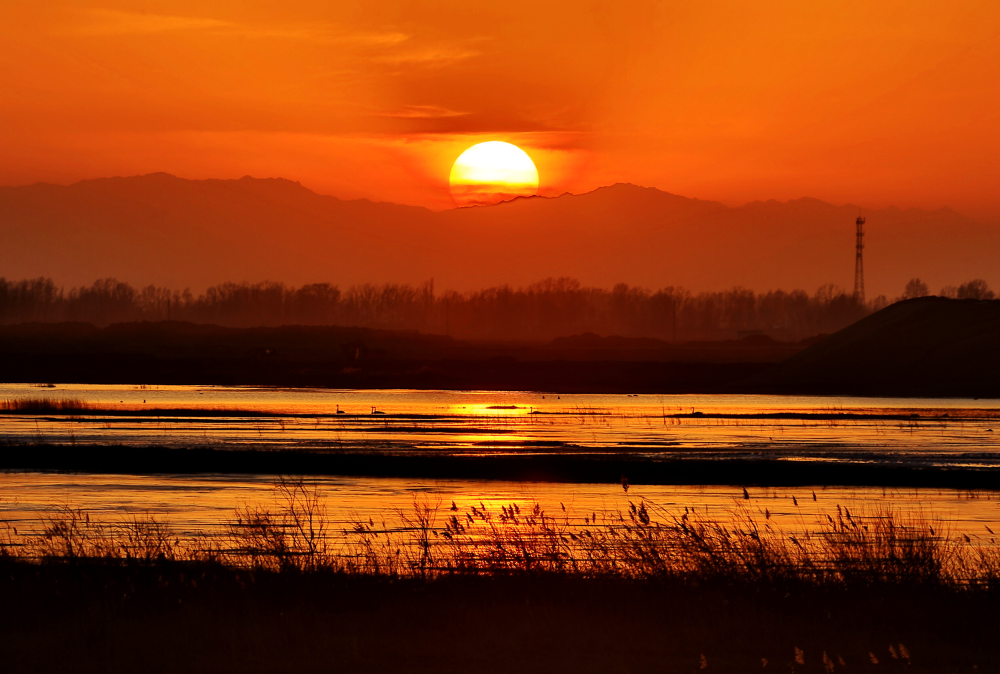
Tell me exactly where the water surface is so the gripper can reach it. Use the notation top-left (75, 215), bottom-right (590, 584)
top-left (5, 384), bottom-right (1000, 543)
top-left (3, 384), bottom-right (1000, 468)
top-left (3, 472), bottom-right (999, 543)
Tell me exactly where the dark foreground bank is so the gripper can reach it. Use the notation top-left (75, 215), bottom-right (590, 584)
top-left (4, 479), bottom-right (999, 672)
top-left (1, 558), bottom-right (996, 674)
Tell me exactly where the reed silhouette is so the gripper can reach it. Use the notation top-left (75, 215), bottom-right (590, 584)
top-left (2, 483), bottom-right (999, 672)
top-left (5, 481), bottom-right (1000, 585)
top-left (0, 397), bottom-right (95, 413)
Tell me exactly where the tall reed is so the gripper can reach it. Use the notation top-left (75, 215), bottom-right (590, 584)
top-left (4, 483), bottom-right (1000, 590)
top-left (0, 398), bottom-right (95, 414)
top-left (223, 478), bottom-right (332, 571)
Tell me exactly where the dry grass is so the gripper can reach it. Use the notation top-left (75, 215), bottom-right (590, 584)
top-left (222, 478), bottom-right (332, 571)
top-left (0, 397), bottom-right (96, 413)
top-left (12, 506), bottom-right (178, 561)
top-left (4, 481), bottom-right (1000, 592)
top-left (425, 497), bottom-right (995, 588)
top-left (4, 485), bottom-right (1000, 672)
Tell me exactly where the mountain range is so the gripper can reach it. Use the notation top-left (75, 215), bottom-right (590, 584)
top-left (0, 173), bottom-right (994, 296)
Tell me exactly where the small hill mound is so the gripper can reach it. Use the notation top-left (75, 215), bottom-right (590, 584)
top-left (753, 297), bottom-right (1000, 397)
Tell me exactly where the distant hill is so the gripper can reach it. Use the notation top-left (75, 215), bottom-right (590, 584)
top-left (0, 173), bottom-right (993, 295)
top-left (750, 297), bottom-right (1000, 397)
top-left (0, 321), bottom-right (794, 391)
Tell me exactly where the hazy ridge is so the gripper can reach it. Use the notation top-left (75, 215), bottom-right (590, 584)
top-left (0, 173), bottom-right (992, 296)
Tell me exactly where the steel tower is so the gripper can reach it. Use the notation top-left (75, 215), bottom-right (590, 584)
top-left (854, 216), bottom-right (866, 303)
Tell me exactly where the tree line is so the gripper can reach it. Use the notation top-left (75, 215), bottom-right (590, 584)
top-left (0, 276), bottom-right (992, 342)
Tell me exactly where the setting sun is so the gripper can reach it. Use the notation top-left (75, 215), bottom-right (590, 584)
top-left (449, 141), bottom-right (539, 207)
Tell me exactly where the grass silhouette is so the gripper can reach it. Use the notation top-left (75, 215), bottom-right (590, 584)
top-left (0, 480), bottom-right (1000, 672)
top-left (4, 480), bottom-right (1000, 586)
top-left (2, 482), bottom-right (999, 672)
top-left (0, 397), bottom-right (96, 413)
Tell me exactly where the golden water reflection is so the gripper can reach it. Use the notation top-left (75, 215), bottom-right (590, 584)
top-left (2, 385), bottom-right (1000, 468)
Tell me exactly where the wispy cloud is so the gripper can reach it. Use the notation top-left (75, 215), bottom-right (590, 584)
top-left (64, 9), bottom-right (409, 46)
top-left (374, 47), bottom-right (480, 67)
top-left (380, 105), bottom-right (470, 119)
top-left (246, 27), bottom-right (409, 46)
top-left (68, 9), bottom-right (230, 35)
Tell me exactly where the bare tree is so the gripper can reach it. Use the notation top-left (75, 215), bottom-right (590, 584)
top-left (0, 276), bottom-right (885, 341)
top-left (902, 278), bottom-right (929, 300)
top-left (956, 279), bottom-right (994, 300)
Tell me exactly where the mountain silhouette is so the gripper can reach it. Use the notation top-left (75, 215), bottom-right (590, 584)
top-left (0, 173), bottom-right (993, 294)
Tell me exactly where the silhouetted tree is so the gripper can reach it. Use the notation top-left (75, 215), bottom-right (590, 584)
top-left (0, 276), bottom-right (912, 341)
top-left (870, 295), bottom-right (890, 312)
top-left (0, 277), bottom-right (61, 322)
top-left (67, 278), bottom-right (136, 324)
top-left (902, 278), bottom-right (929, 299)
top-left (956, 279), bottom-right (995, 300)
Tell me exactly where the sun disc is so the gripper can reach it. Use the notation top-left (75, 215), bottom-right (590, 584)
top-left (449, 141), bottom-right (539, 207)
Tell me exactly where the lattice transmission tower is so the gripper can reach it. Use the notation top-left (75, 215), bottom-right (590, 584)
top-left (854, 216), bottom-right (866, 303)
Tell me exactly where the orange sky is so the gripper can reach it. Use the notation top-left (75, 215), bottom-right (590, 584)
top-left (1, 1), bottom-right (999, 218)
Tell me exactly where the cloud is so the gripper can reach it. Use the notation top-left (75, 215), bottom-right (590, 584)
top-left (68, 9), bottom-right (231, 35)
top-left (64, 9), bottom-right (408, 46)
top-left (374, 47), bottom-right (480, 67)
top-left (223, 25), bottom-right (409, 46)
top-left (61, 9), bottom-right (478, 76)
top-left (380, 105), bottom-right (470, 119)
